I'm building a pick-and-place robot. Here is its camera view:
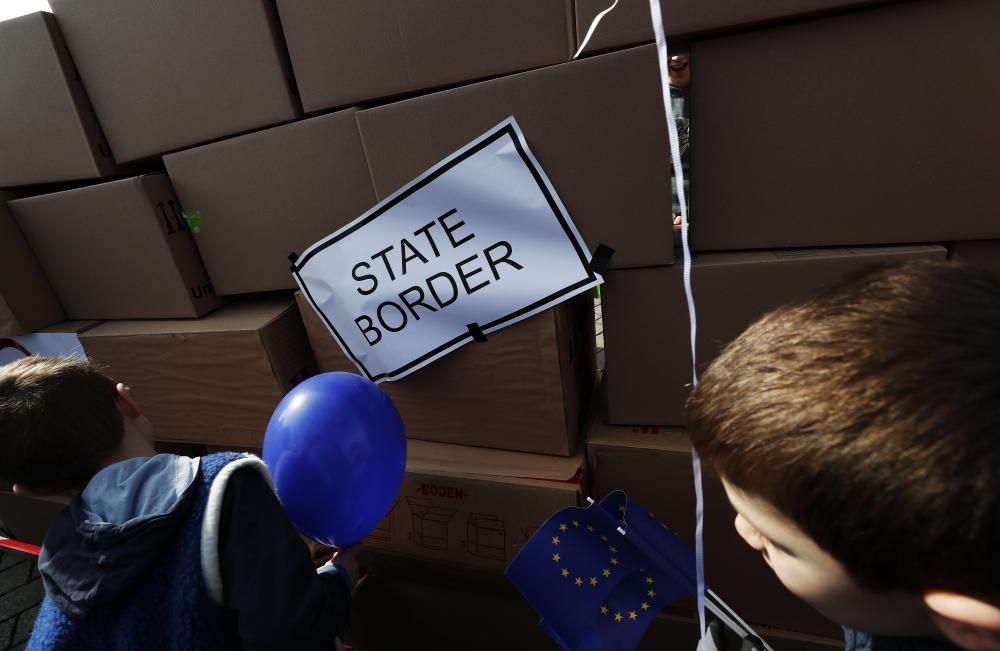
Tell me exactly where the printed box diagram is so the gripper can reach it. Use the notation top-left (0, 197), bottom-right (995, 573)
top-left (405, 497), bottom-right (457, 552)
top-left (465, 513), bottom-right (506, 562)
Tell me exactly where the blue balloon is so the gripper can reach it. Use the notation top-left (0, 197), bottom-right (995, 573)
top-left (262, 372), bottom-right (407, 547)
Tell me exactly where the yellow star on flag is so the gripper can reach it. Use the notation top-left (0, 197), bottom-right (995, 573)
top-left (610, 558), bottom-right (619, 566)
top-left (602, 568), bottom-right (611, 578)
top-left (646, 577), bottom-right (655, 584)
top-left (610, 546), bottom-right (618, 553)
top-left (629, 611), bottom-right (638, 621)
top-left (589, 577), bottom-right (598, 587)
top-left (618, 505), bottom-right (626, 513)
top-left (559, 523), bottom-right (568, 532)
top-left (648, 589), bottom-right (656, 598)
top-left (600, 535), bottom-right (608, 542)
top-left (552, 553), bottom-right (561, 563)
top-left (614, 612), bottom-right (623, 623)
top-left (601, 605), bottom-right (609, 615)
top-left (561, 568), bottom-right (570, 578)
top-left (572, 520), bottom-right (580, 527)
top-left (574, 577), bottom-right (583, 587)
top-left (552, 536), bottom-right (560, 546)
top-left (641, 602), bottom-right (650, 611)
top-left (586, 525), bottom-right (595, 532)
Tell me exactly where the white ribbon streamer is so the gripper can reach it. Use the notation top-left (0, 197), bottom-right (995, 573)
top-left (646, 0), bottom-right (708, 645)
top-left (572, 0), bottom-right (620, 60)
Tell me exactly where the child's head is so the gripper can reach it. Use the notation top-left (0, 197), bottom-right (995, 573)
top-left (688, 260), bottom-right (1000, 648)
top-left (0, 356), bottom-right (152, 493)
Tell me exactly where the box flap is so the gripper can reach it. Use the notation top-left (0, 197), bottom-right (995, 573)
top-left (407, 439), bottom-right (584, 483)
top-left (38, 320), bottom-right (103, 335)
top-left (82, 295), bottom-right (294, 338)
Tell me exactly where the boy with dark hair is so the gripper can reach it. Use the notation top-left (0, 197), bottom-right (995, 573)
top-left (0, 356), bottom-right (357, 650)
top-left (687, 260), bottom-right (1000, 651)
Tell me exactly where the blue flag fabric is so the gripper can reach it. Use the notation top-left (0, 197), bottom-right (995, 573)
top-left (506, 491), bottom-right (697, 651)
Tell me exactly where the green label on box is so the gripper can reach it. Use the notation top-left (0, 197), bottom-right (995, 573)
top-left (182, 210), bottom-right (203, 234)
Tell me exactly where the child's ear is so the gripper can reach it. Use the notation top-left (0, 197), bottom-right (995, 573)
top-left (925, 591), bottom-right (1000, 651)
top-left (115, 383), bottom-right (143, 420)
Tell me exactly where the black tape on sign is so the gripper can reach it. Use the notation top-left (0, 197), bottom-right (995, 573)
top-left (288, 251), bottom-right (299, 271)
top-left (467, 323), bottom-right (488, 343)
top-left (589, 244), bottom-right (615, 275)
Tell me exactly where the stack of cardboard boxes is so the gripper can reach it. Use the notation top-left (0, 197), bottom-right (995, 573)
top-left (1, 1), bottom-right (997, 648)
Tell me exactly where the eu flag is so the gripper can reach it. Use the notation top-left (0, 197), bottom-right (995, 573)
top-left (506, 491), bottom-right (696, 651)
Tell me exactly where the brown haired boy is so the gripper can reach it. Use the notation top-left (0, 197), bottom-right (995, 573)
top-left (0, 356), bottom-right (358, 650)
top-left (688, 260), bottom-right (1000, 651)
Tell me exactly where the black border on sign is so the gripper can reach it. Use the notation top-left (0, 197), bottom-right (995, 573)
top-left (294, 121), bottom-right (596, 382)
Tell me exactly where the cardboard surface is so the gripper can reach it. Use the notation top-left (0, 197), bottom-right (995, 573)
top-left (163, 110), bottom-right (377, 295)
top-left (603, 245), bottom-right (947, 425)
top-left (49, 0), bottom-right (300, 163)
top-left (0, 492), bottom-right (66, 546)
top-left (80, 295), bottom-right (315, 447)
top-left (277, 0), bottom-right (574, 112)
top-left (362, 439), bottom-right (584, 573)
top-left (296, 291), bottom-right (595, 456)
top-left (357, 45), bottom-right (675, 269)
top-left (8, 175), bottom-right (224, 320)
top-left (0, 12), bottom-right (119, 187)
top-left (950, 240), bottom-right (1000, 279)
top-left (587, 410), bottom-right (840, 636)
top-left (691, 0), bottom-right (1000, 251)
top-left (0, 12), bottom-right (117, 186)
top-left (573, 0), bottom-right (890, 54)
top-left (0, 193), bottom-right (65, 336)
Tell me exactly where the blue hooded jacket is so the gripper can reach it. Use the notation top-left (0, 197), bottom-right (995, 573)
top-left (28, 453), bottom-right (350, 650)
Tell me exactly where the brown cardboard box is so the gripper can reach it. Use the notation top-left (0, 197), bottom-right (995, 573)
top-left (357, 45), bottom-right (675, 269)
top-left (296, 291), bottom-right (595, 456)
top-left (950, 240), bottom-right (1000, 279)
top-left (573, 0), bottom-right (890, 54)
top-left (691, 0), bottom-right (1000, 251)
top-left (80, 295), bottom-right (315, 448)
top-left (276, 0), bottom-right (574, 112)
top-left (0, 193), bottom-right (65, 335)
top-left (362, 439), bottom-right (585, 573)
top-left (8, 175), bottom-right (224, 320)
top-left (587, 411), bottom-right (840, 636)
top-left (603, 245), bottom-right (947, 425)
top-left (0, 12), bottom-right (119, 187)
top-left (0, 492), bottom-right (67, 547)
top-left (49, 0), bottom-right (300, 163)
top-left (163, 110), bottom-right (376, 295)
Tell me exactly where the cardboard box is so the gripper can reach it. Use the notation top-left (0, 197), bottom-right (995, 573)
top-left (357, 45), bottom-right (675, 270)
top-left (950, 240), bottom-right (1000, 279)
top-left (362, 439), bottom-right (585, 573)
top-left (8, 175), bottom-right (224, 320)
top-left (296, 291), bottom-right (595, 456)
top-left (49, 0), bottom-right (300, 163)
top-left (0, 193), bottom-right (65, 336)
top-left (603, 245), bottom-right (947, 425)
top-left (80, 295), bottom-right (315, 448)
top-left (573, 0), bottom-right (891, 54)
top-left (691, 0), bottom-right (1000, 251)
top-left (587, 411), bottom-right (840, 636)
top-left (0, 492), bottom-right (67, 547)
top-left (276, 0), bottom-right (574, 112)
top-left (163, 110), bottom-right (376, 295)
top-left (0, 12), bottom-right (119, 187)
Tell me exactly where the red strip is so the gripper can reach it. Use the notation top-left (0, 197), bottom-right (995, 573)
top-left (0, 538), bottom-right (41, 557)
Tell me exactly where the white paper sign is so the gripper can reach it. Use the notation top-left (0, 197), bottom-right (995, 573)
top-left (293, 118), bottom-right (602, 382)
top-left (0, 333), bottom-right (85, 367)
